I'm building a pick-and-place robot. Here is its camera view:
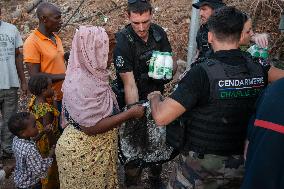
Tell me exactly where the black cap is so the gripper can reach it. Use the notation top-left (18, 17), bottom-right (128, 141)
top-left (192, 0), bottom-right (225, 9)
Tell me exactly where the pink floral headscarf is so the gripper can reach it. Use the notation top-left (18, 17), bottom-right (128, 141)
top-left (62, 26), bottom-right (117, 127)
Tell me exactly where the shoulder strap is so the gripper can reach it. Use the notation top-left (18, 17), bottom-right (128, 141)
top-left (151, 24), bottom-right (163, 42)
top-left (199, 59), bottom-right (225, 100)
top-left (199, 58), bottom-right (225, 81)
top-left (119, 24), bottom-right (164, 47)
top-left (119, 27), bottom-right (135, 45)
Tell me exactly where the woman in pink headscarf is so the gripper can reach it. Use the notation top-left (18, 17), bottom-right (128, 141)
top-left (55, 26), bottom-right (144, 189)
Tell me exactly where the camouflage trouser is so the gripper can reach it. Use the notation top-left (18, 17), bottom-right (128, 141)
top-left (167, 151), bottom-right (244, 189)
top-left (124, 160), bottom-right (162, 187)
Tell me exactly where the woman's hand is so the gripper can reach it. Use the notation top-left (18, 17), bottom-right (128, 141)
top-left (128, 104), bottom-right (145, 119)
top-left (147, 91), bottom-right (162, 100)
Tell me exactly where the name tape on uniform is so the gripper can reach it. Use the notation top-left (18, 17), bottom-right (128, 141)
top-left (216, 77), bottom-right (265, 99)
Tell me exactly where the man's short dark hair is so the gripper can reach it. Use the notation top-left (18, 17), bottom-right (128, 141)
top-left (207, 6), bottom-right (248, 42)
top-left (36, 2), bottom-right (59, 19)
top-left (8, 112), bottom-right (31, 136)
top-left (127, 1), bottom-right (152, 15)
top-left (28, 74), bottom-right (50, 96)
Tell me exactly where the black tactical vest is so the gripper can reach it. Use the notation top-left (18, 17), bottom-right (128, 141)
top-left (196, 24), bottom-right (212, 60)
top-left (183, 58), bottom-right (266, 156)
top-left (118, 24), bottom-right (168, 100)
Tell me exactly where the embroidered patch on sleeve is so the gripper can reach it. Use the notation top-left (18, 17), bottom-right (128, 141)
top-left (115, 56), bottom-right (124, 68)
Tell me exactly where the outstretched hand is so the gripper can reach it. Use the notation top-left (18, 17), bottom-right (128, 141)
top-left (252, 33), bottom-right (269, 48)
top-left (147, 91), bottom-right (162, 100)
top-left (128, 104), bottom-right (145, 119)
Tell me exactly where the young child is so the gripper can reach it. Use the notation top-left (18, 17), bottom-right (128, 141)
top-left (28, 74), bottom-right (60, 189)
top-left (8, 112), bottom-right (55, 189)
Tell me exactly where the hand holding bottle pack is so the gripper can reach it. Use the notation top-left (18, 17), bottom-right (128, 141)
top-left (247, 44), bottom-right (269, 59)
top-left (148, 51), bottom-right (173, 80)
top-left (247, 44), bottom-right (270, 67)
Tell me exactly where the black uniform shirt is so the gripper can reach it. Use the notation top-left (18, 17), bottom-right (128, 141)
top-left (114, 24), bottom-right (172, 100)
top-left (170, 49), bottom-right (269, 114)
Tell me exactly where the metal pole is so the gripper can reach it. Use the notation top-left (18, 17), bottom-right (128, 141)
top-left (187, 0), bottom-right (200, 68)
top-left (280, 14), bottom-right (284, 32)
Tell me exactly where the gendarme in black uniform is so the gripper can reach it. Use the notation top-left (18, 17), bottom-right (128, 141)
top-left (196, 24), bottom-right (212, 59)
top-left (169, 49), bottom-right (268, 155)
top-left (114, 23), bottom-right (173, 187)
top-left (114, 23), bottom-right (172, 104)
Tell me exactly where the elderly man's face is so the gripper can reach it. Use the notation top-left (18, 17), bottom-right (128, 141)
top-left (200, 5), bottom-right (214, 25)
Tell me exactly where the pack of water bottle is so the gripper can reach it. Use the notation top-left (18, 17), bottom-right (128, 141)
top-left (247, 44), bottom-right (270, 67)
top-left (148, 51), bottom-right (173, 80)
top-left (247, 44), bottom-right (269, 59)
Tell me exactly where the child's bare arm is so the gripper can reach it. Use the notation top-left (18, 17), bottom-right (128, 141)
top-left (41, 112), bottom-right (57, 146)
top-left (42, 112), bottom-right (54, 126)
top-left (30, 112), bottom-right (57, 144)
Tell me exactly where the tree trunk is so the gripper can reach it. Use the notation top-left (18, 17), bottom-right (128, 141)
top-left (12, 0), bottom-right (44, 18)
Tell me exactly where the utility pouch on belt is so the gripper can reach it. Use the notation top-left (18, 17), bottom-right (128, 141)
top-left (166, 118), bottom-right (187, 151)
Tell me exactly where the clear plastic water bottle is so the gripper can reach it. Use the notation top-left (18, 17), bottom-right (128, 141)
top-left (163, 52), bottom-right (173, 80)
top-left (148, 51), bottom-right (158, 78)
top-left (153, 51), bottom-right (165, 80)
top-left (260, 47), bottom-right (269, 59)
top-left (247, 44), bottom-right (270, 66)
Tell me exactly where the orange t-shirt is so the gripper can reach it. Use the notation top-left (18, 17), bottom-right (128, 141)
top-left (23, 29), bottom-right (66, 101)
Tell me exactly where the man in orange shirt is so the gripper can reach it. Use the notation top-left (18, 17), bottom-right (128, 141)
top-left (24, 2), bottom-right (66, 127)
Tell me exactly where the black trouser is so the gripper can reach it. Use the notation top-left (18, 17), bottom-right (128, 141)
top-left (124, 160), bottom-right (162, 186)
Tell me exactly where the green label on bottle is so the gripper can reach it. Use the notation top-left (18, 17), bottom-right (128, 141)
top-left (157, 67), bottom-right (164, 75)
